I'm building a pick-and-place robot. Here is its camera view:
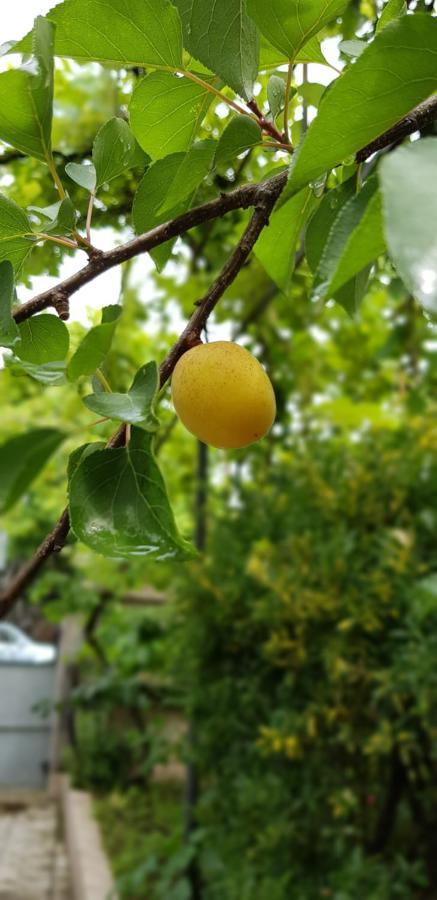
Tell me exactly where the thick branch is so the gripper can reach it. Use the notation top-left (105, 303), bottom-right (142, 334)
top-left (356, 94), bottom-right (437, 163)
top-left (0, 176), bottom-right (285, 619)
top-left (13, 171), bottom-right (287, 324)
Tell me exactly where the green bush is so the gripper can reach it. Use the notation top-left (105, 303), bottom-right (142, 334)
top-left (174, 423), bottom-right (437, 899)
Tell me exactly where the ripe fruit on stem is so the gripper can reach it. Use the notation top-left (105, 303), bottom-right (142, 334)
top-left (171, 341), bottom-right (276, 449)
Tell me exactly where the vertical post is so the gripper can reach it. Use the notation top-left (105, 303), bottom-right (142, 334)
top-left (185, 438), bottom-right (208, 900)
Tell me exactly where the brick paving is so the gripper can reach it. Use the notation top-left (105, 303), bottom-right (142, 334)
top-left (0, 801), bottom-right (70, 900)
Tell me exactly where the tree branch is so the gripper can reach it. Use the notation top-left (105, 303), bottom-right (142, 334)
top-left (356, 94), bottom-right (437, 163)
top-left (13, 171), bottom-right (287, 324)
top-left (0, 175), bottom-right (285, 620)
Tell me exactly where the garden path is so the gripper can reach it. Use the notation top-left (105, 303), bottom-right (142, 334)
top-left (0, 797), bottom-right (70, 899)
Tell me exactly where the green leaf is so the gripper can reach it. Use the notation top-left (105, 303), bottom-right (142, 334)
top-left (15, 314), bottom-right (70, 364)
top-left (0, 17), bottom-right (54, 164)
top-left (0, 428), bottom-right (64, 513)
top-left (93, 118), bottom-right (139, 189)
top-left (15, 0), bottom-right (183, 68)
top-left (286, 16), bottom-right (437, 197)
top-left (29, 198), bottom-right (77, 235)
top-left (65, 162), bottom-right (96, 193)
top-left (158, 141), bottom-right (216, 214)
top-left (67, 305), bottom-right (121, 381)
top-left (215, 118), bottom-right (261, 169)
top-left (174, 0), bottom-right (259, 100)
top-left (339, 39), bottom-right (367, 59)
top-left (12, 359), bottom-right (67, 385)
top-left (333, 265), bottom-right (372, 317)
top-left (260, 35), bottom-right (327, 69)
top-left (133, 153), bottom-right (199, 270)
top-left (376, 0), bottom-right (406, 33)
top-left (0, 260), bottom-right (19, 348)
top-left (254, 188), bottom-right (315, 291)
top-left (298, 82), bottom-right (326, 108)
top-left (129, 72), bottom-right (211, 160)
top-left (379, 138), bottom-right (437, 316)
top-left (69, 426), bottom-right (195, 559)
top-left (305, 179), bottom-right (355, 272)
top-left (67, 441), bottom-right (105, 483)
top-left (83, 362), bottom-right (160, 430)
top-left (247, 0), bottom-right (347, 63)
top-left (0, 193), bottom-right (35, 273)
top-left (267, 75), bottom-right (286, 121)
top-left (312, 178), bottom-right (385, 302)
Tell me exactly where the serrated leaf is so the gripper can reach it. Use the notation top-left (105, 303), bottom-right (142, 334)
top-left (305, 179), bottom-right (355, 272)
top-left (93, 118), bottom-right (139, 189)
top-left (248, 0), bottom-right (347, 63)
top-left (0, 260), bottom-right (19, 348)
top-left (312, 178), bottom-right (385, 302)
top-left (129, 72), bottom-right (211, 160)
top-left (215, 118), bottom-right (261, 169)
top-left (0, 193), bottom-right (35, 273)
top-left (67, 305), bottom-right (121, 381)
top-left (380, 138), bottom-right (437, 316)
top-left (0, 17), bottom-right (54, 164)
top-left (174, 0), bottom-right (259, 100)
top-left (376, 0), bottom-right (406, 33)
top-left (267, 75), bottom-right (286, 121)
top-left (83, 361), bottom-right (160, 430)
top-left (286, 16), bottom-right (437, 197)
top-left (133, 153), bottom-right (195, 271)
top-left (29, 197), bottom-right (77, 235)
top-left (15, 314), bottom-right (70, 364)
top-left (255, 188), bottom-right (315, 291)
top-left (65, 161), bottom-right (96, 193)
top-left (260, 35), bottom-right (327, 69)
top-left (158, 141), bottom-right (216, 214)
top-left (12, 359), bottom-right (67, 385)
top-left (0, 428), bottom-right (64, 513)
top-left (15, 0), bottom-right (183, 69)
top-left (69, 426), bottom-right (195, 559)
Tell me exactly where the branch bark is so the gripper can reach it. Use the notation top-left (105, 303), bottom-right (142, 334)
top-left (0, 175), bottom-right (285, 620)
top-left (356, 94), bottom-right (437, 163)
top-left (13, 171), bottom-right (287, 324)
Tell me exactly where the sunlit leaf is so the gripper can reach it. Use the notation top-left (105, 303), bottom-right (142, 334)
top-left (15, 314), bottom-right (70, 364)
top-left (67, 305), bottom-right (121, 381)
top-left (0, 16), bottom-right (54, 164)
top-left (215, 118), bottom-right (261, 168)
top-left (248, 0), bottom-right (347, 62)
top-left (380, 138), bottom-right (437, 315)
top-left (130, 72), bottom-right (212, 160)
top-left (286, 16), bottom-right (437, 197)
top-left (15, 0), bottom-right (183, 68)
top-left (83, 362), bottom-right (160, 430)
top-left (93, 117), bottom-right (142, 188)
top-left (174, 0), bottom-right (259, 100)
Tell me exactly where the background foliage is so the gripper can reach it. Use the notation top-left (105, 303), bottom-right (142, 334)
top-left (0, 0), bottom-right (437, 897)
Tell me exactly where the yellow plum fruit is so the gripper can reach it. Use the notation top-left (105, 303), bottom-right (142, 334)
top-left (171, 341), bottom-right (276, 449)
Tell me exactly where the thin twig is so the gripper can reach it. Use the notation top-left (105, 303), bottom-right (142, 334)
top-left (13, 171), bottom-right (287, 324)
top-left (85, 190), bottom-right (96, 243)
top-left (0, 177), bottom-right (285, 620)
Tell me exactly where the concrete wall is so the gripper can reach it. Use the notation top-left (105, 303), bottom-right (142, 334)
top-left (0, 662), bottom-right (56, 788)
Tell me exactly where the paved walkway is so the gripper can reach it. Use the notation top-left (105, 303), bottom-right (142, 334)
top-left (0, 799), bottom-right (70, 899)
